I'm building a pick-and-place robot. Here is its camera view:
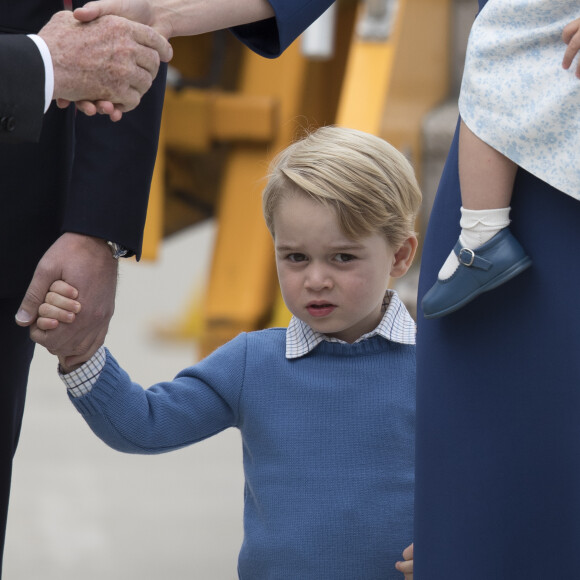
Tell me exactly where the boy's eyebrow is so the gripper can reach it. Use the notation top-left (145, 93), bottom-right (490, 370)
top-left (275, 242), bottom-right (366, 252)
top-left (329, 242), bottom-right (365, 251)
top-left (275, 244), bottom-right (301, 253)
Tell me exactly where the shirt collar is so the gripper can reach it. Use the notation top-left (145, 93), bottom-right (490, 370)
top-left (285, 290), bottom-right (416, 359)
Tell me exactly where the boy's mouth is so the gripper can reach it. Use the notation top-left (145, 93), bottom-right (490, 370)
top-left (306, 302), bottom-right (336, 317)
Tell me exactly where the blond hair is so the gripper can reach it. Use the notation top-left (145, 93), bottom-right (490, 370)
top-left (262, 126), bottom-right (422, 248)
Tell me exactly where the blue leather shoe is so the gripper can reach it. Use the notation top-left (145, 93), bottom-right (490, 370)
top-left (421, 228), bottom-right (532, 319)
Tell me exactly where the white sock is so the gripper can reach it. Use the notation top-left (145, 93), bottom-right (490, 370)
top-left (438, 207), bottom-right (511, 280)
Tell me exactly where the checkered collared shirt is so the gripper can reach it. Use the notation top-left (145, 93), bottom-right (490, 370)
top-left (285, 290), bottom-right (415, 359)
top-left (60, 346), bottom-right (107, 398)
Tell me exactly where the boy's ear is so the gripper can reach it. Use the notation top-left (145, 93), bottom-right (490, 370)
top-left (389, 235), bottom-right (418, 279)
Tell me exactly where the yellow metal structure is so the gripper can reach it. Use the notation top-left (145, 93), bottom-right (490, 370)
top-left (200, 41), bottom-right (322, 355)
top-left (143, 0), bottom-right (451, 354)
top-left (337, 0), bottom-right (451, 175)
top-left (142, 120), bottom-right (165, 261)
top-left (142, 88), bottom-right (279, 260)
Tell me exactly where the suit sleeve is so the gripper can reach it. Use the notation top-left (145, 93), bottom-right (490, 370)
top-left (0, 34), bottom-right (45, 142)
top-left (231, 0), bottom-right (335, 58)
top-left (61, 64), bottom-right (167, 259)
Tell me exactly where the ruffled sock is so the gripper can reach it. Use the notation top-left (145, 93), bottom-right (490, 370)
top-left (438, 207), bottom-right (511, 280)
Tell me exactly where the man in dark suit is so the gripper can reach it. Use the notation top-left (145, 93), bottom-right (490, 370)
top-left (4, 2), bottom-right (336, 577)
top-left (0, 10), bottom-right (171, 142)
top-left (0, 3), bottom-right (170, 575)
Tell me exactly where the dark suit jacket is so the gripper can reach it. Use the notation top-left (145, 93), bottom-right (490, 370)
top-left (0, 34), bottom-right (45, 142)
top-left (0, 0), bottom-right (165, 297)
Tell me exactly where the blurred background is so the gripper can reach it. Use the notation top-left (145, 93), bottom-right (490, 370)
top-left (5, 0), bottom-right (477, 577)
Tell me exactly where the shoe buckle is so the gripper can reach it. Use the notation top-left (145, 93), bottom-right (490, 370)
top-left (458, 247), bottom-right (475, 267)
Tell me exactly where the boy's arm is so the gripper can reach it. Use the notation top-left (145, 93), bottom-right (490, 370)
top-left (562, 19), bottom-right (580, 77)
top-left (37, 279), bottom-right (244, 454)
top-left (64, 343), bottom-right (243, 454)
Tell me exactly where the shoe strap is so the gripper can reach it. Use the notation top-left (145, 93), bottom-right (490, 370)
top-left (453, 242), bottom-right (492, 271)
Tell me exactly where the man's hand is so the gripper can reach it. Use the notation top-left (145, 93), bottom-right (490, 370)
top-left (15, 233), bottom-right (118, 369)
top-left (38, 10), bottom-right (173, 120)
top-left (70, 0), bottom-right (275, 118)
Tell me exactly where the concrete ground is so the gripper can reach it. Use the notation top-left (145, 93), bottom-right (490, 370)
top-left (4, 221), bottom-right (245, 580)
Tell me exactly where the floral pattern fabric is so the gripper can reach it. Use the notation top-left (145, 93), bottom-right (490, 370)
top-left (459, 0), bottom-right (580, 199)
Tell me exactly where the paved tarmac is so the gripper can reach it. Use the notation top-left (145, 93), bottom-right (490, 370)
top-left (4, 222), bottom-right (245, 580)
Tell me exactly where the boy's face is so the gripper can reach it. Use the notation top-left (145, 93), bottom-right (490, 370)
top-left (273, 191), bottom-right (407, 343)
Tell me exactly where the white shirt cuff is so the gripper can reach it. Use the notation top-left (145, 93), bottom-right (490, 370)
top-left (59, 346), bottom-right (107, 398)
top-left (27, 34), bottom-right (54, 113)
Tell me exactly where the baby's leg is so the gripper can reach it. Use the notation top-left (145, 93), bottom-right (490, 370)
top-left (459, 121), bottom-right (517, 211)
top-left (438, 121), bottom-right (517, 280)
top-left (421, 122), bottom-right (531, 318)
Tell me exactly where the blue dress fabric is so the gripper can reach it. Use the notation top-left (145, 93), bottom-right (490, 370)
top-left (415, 1), bottom-right (580, 576)
top-left (232, 0), bottom-right (335, 58)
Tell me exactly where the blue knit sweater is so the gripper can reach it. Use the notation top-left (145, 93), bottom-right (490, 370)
top-left (70, 329), bottom-right (415, 579)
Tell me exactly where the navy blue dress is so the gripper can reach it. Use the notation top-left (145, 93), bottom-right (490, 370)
top-left (415, 1), bottom-right (580, 577)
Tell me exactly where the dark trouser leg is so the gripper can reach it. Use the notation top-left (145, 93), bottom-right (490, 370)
top-left (0, 297), bottom-right (35, 577)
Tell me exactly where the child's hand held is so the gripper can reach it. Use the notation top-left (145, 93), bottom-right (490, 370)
top-left (37, 280), bottom-right (81, 331)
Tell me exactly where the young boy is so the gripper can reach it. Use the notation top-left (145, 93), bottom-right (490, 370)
top-left (37, 126), bottom-right (420, 579)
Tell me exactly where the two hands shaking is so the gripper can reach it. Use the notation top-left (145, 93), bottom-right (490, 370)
top-left (39, 0), bottom-right (174, 122)
top-left (40, 0), bottom-right (279, 120)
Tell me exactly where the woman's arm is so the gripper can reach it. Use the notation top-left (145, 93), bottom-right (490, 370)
top-left (74, 0), bottom-right (275, 39)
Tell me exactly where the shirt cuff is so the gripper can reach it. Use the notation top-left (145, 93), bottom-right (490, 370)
top-left (27, 34), bottom-right (54, 113)
top-left (59, 346), bottom-right (107, 398)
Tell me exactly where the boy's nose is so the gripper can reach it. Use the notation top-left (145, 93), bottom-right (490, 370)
top-left (304, 266), bottom-right (332, 291)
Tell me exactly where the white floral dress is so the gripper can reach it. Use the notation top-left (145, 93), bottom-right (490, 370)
top-left (459, 0), bottom-right (580, 200)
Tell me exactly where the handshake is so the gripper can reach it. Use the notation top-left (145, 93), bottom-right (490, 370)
top-left (38, 0), bottom-right (276, 120)
top-left (39, 0), bottom-right (174, 122)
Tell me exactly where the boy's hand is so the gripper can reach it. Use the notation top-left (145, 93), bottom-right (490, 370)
top-left (562, 19), bottom-right (580, 77)
top-left (36, 279), bottom-right (86, 374)
top-left (395, 543), bottom-right (413, 579)
top-left (37, 281), bottom-right (81, 331)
